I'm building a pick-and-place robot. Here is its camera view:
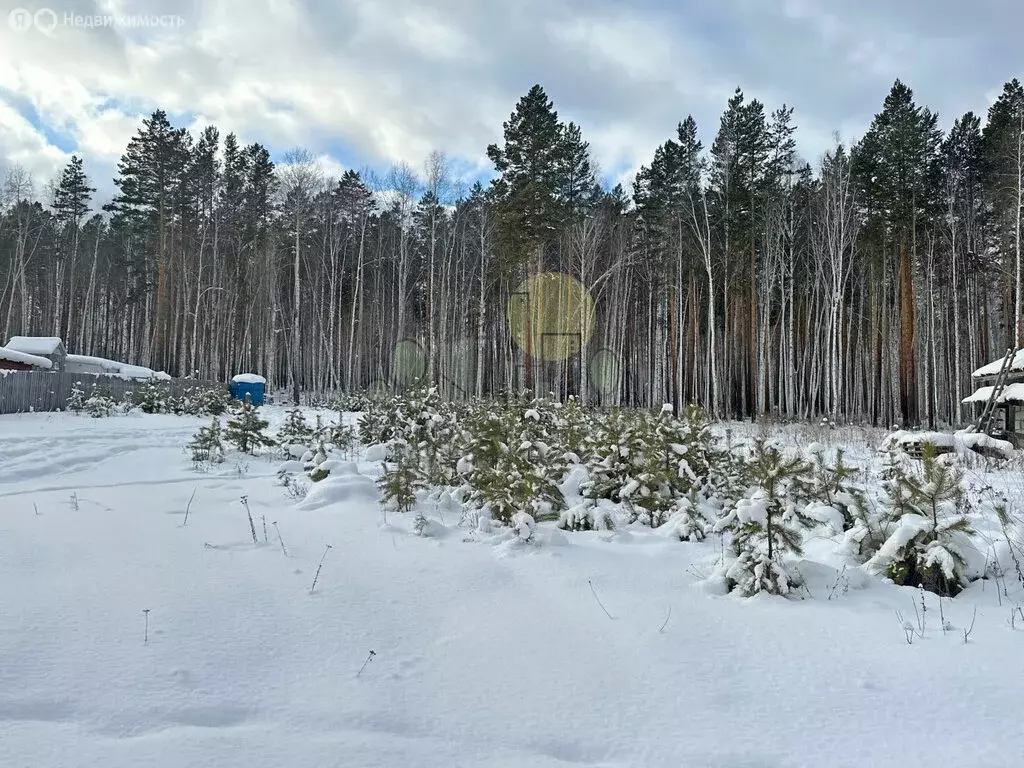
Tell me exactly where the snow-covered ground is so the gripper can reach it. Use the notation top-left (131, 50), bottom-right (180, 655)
top-left (2, 408), bottom-right (1023, 768)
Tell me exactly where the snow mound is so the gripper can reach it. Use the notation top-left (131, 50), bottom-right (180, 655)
top-left (296, 472), bottom-right (377, 511)
top-left (363, 443), bottom-right (390, 462)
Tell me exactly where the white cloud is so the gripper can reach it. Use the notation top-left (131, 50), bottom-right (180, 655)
top-left (0, 0), bottom-right (1021, 207)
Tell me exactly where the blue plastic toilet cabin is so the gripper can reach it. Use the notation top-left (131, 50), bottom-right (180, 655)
top-left (230, 373), bottom-right (266, 406)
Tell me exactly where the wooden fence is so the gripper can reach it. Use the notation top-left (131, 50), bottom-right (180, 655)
top-left (0, 371), bottom-right (225, 415)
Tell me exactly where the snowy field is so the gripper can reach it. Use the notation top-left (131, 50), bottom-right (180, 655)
top-left (2, 407), bottom-right (1023, 768)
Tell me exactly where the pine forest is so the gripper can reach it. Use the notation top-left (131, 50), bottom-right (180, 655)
top-left (2, 78), bottom-right (1023, 428)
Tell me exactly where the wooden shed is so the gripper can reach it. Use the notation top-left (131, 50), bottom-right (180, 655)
top-left (4, 337), bottom-right (67, 372)
top-left (962, 349), bottom-right (1024, 447)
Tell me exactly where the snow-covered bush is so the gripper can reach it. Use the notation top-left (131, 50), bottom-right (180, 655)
top-left (866, 441), bottom-right (974, 596)
top-left (551, 395), bottom-right (590, 464)
top-left (195, 387), bottom-right (231, 416)
top-left (67, 381), bottom-right (116, 417)
top-left (557, 501), bottom-right (615, 532)
top-left (456, 404), bottom-right (566, 525)
top-left (135, 382), bottom-right (168, 414)
top-left (511, 511), bottom-right (536, 543)
top-left (662, 497), bottom-right (710, 542)
top-left (83, 388), bottom-right (117, 418)
top-left (580, 406), bottom-right (722, 529)
top-left (224, 396), bottom-right (275, 454)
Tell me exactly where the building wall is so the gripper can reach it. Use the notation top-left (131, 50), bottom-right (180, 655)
top-left (0, 360), bottom-right (32, 371)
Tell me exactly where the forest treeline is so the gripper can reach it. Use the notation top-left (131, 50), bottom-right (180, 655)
top-left (1, 78), bottom-right (1022, 426)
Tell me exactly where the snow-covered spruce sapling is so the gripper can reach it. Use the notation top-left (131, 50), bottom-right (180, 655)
top-left (457, 406), bottom-right (565, 525)
top-left (807, 445), bottom-right (866, 528)
top-left (304, 440), bottom-right (332, 482)
top-left (557, 501), bottom-right (615, 532)
top-left (714, 439), bottom-right (811, 597)
top-left (67, 381), bottom-right (87, 412)
top-left (277, 406), bottom-right (314, 445)
top-left (187, 418), bottom-right (224, 464)
top-left (329, 417), bottom-right (357, 458)
top-left (357, 400), bottom-right (393, 445)
top-left (136, 382), bottom-right (167, 414)
top-left (866, 441), bottom-right (973, 596)
top-left (83, 388), bottom-right (116, 418)
top-left (580, 408), bottom-right (687, 528)
top-left (377, 440), bottom-right (425, 515)
top-left (224, 396), bottom-right (276, 454)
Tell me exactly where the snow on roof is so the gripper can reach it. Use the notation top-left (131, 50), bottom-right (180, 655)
top-left (66, 354), bottom-right (120, 372)
top-left (973, 349), bottom-right (1024, 378)
top-left (0, 346), bottom-right (52, 369)
top-left (65, 353), bottom-right (169, 381)
top-left (232, 373), bottom-right (266, 384)
top-left (5, 336), bottom-right (64, 356)
top-left (962, 383), bottom-right (1024, 404)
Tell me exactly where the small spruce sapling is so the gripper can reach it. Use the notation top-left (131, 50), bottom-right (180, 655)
top-left (867, 441), bottom-right (973, 596)
top-left (224, 395), bottom-right (276, 454)
top-left (278, 406), bottom-right (314, 446)
top-left (187, 418), bottom-right (225, 464)
top-left (67, 382), bottom-right (87, 412)
top-left (377, 440), bottom-right (424, 514)
top-left (83, 387), bottom-right (116, 417)
top-left (136, 383), bottom-right (167, 414)
top-left (808, 445), bottom-right (866, 528)
top-left (714, 439), bottom-right (811, 596)
top-left (304, 440), bottom-right (332, 482)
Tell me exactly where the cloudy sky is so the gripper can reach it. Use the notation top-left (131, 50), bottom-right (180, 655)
top-left (0, 0), bottom-right (1019, 204)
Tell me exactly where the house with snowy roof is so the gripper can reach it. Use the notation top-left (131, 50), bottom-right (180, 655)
top-left (962, 348), bottom-right (1024, 446)
top-left (4, 336), bottom-right (67, 371)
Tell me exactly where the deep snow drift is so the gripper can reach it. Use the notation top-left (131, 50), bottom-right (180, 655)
top-left (1, 408), bottom-right (1022, 768)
